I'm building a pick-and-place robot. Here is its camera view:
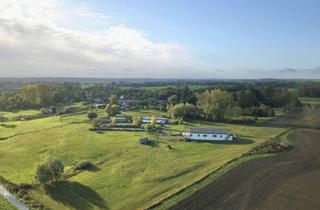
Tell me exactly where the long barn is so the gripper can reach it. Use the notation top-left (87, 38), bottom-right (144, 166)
top-left (183, 128), bottom-right (234, 141)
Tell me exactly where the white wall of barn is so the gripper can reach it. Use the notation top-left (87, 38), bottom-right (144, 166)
top-left (183, 132), bottom-right (233, 141)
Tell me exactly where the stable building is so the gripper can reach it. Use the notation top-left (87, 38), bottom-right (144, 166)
top-left (183, 128), bottom-right (234, 141)
top-left (142, 117), bottom-right (168, 124)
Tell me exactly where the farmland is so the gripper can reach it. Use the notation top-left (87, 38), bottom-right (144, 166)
top-left (171, 128), bottom-right (320, 210)
top-left (0, 110), bottom-right (286, 209)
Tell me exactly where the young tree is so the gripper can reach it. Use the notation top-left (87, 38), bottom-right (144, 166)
top-left (150, 115), bottom-right (157, 127)
top-left (111, 117), bottom-right (117, 126)
top-left (109, 95), bottom-right (118, 105)
top-left (132, 116), bottom-right (142, 126)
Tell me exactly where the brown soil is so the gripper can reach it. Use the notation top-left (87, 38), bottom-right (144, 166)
top-left (171, 129), bottom-right (320, 210)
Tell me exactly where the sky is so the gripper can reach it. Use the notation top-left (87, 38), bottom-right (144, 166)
top-left (0, 0), bottom-right (320, 79)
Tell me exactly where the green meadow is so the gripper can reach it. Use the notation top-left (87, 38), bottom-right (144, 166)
top-left (0, 110), bottom-right (286, 210)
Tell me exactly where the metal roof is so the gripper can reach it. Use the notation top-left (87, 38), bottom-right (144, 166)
top-left (189, 128), bottom-right (229, 134)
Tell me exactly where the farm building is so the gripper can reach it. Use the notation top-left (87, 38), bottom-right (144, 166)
top-left (183, 128), bottom-right (234, 141)
top-left (114, 115), bottom-right (132, 123)
top-left (142, 117), bottom-right (168, 124)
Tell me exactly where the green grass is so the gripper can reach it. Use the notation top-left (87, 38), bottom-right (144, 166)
top-left (0, 109), bottom-right (40, 119)
top-left (299, 97), bottom-right (320, 105)
top-left (0, 113), bottom-right (89, 139)
top-left (0, 195), bottom-right (17, 210)
top-left (0, 112), bottom-right (286, 210)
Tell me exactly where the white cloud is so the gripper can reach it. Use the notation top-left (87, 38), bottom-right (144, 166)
top-left (0, 0), bottom-right (198, 78)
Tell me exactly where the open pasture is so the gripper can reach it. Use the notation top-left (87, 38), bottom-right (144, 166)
top-left (0, 112), bottom-right (286, 210)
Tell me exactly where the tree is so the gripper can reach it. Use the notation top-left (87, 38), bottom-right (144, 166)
top-left (168, 95), bottom-right (179, 106)
top-left (236, 89), bottom-right (257, 108)
top-left (87, 112), bottom-right (98, 120)
top-left (35, 158), bottom-right (64, 185)
top-left (132, 116), bottom-right (142, 126)
top-left (111, 117), bottom-right (117, 126)
top-left (197, 89), bottom-right (233, 121)
top-left (109, 95), bottom-right (118, 105)
top-left (50, 106), bottom-right (57, 114)
top-left (150, 115), bottom-right (157, 127)
top-left (105, 104), bottom-right (120, 117)
top-left (225, 106), bottom-right (243, 120)
top-left (0, 115), bottom-right (9, 125)
top-left (304, 105), bottom-right (320, 129)
top-left (170, 103), bottom-right (201, 119)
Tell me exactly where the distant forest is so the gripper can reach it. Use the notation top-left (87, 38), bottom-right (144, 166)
top-left (0, 79), bottom-right (319, 122)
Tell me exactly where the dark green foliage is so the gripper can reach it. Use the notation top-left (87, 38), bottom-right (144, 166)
top-left (75, 161), bottom-right (94, 171)
top-left (87, 112), bottom-right (98, 120)
top-left (35, 158), bottom-right (64, 185)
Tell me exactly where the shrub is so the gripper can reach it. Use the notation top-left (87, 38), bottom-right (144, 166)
top-left (87, 112), bottom-right (98, 120)
top-left (74, 161), bottom-right (94, 171)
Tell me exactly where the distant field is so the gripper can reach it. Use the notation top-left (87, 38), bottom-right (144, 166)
top-left (299, 97), bottom-right (320, 105)
top-left (0, 110), bottom-right (286, 210)
top-left (0, 195), bottom-right (17, 210)
top-left (0, 102), bottom-right (88, 120)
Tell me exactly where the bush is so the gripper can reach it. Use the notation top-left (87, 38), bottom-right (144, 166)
top-left (35, 158), bottom-right (64, 185)
top-left (87, 112), bottom-right (98, 120)
top-left (74, 161), bottom-right (94, 170)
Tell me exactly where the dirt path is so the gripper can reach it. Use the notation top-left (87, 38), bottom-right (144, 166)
top-left (171, 129), bottom-right (320, 210)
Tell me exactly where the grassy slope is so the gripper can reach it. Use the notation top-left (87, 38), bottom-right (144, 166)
top-left (0, 112), bottom-right (286, 210)
top-left (0, 195), bottom-right (17, 210)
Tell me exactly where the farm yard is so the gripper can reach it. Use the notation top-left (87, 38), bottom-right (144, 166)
top-left (0, 109), bottom-right (286, 210)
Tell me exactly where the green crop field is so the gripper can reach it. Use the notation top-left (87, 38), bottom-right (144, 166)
top-left (0, 109), bottom-right (287, 210)
top-left (0, 195), bottom-right (17, 210)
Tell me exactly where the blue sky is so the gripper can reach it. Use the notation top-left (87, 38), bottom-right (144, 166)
top-left (0, 0), bottom-right (320, 78)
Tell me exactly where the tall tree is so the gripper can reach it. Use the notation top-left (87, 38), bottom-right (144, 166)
top-left (197, 89), bottom-right (233, 121)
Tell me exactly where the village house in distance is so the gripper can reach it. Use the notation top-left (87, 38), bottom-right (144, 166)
top-left (183, 128), bottom-right (235, 141)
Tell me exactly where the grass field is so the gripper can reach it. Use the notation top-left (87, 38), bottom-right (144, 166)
top-left (299, 97), bottom-right (320, 105)
top-left (0, 195), bottom-right (17, 210)
top-left (0, 109), bottom-right (287, 210)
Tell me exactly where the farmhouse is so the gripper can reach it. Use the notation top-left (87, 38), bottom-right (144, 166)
top-left (142, 117), bottom-right (168, 124)
top-left (183, 128), bottom-right (234, 141)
